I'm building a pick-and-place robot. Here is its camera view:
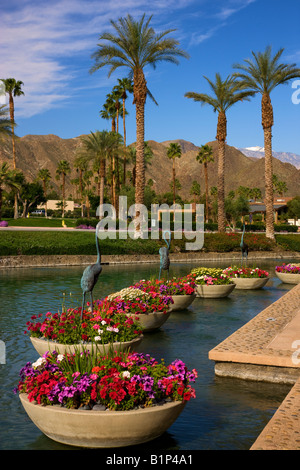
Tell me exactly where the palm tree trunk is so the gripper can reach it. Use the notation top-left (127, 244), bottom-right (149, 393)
top-left (216, 111), bottom-right (227, 232)
top-left (8, 92), bottom-right (19, 219)
top-left (99, 159), bottom-right (105, 219)
top-left (123, 97), bottom-right (127, 184)
top-left (204, 162), bottom-right (209, 223)
top-left (173, 159), bottom-right (176, 205)
top-left (264, 127), bottom-right (274, 239)
top-left (262, 93), bottom-right (275, 240)
top-left (62, 175), bottom-right (65, 218)
top-left (133, 69), bottom-right (147, 232)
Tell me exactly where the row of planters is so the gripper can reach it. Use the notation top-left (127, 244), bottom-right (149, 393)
top-left (15, 261), bottom-right (300, 448)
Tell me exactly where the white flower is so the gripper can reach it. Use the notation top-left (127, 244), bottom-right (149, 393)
top-left (101, 320), bottom-right (106, 325)
top-left (97, 329), bottom-right (103, 334)
top-left (94, 336), bottom-right (101, 342)
top-left (57, 354), bottom-right (64, 362)
top-left (120, 371), bottom-right (130, 379)
top-left (32, 357), bottom-right (47, 369)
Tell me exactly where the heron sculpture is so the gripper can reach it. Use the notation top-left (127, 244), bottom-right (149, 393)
top-left (159, 230), bottom-right (171, 280)
top-left (80, 222), bottom-right (102, 319)
top-left (240, 223), bottom-right (248, 265)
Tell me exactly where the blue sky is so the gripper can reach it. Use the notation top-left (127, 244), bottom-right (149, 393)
top-left (1, 0), bottom-right (300, 154)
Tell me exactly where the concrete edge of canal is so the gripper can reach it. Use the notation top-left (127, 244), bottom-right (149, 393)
top-left (1, 250), bottom-right (300, 268)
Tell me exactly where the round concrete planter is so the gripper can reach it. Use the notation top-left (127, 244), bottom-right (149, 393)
top-left (19, 393), bottom-right (186, 448)
top-left (126, 311), bottom-right (171, 332)
top-left (231, 277), bottom-right (269, 290)
top-left (196, 283), bottom-right (235, 298)
top-left (30, 335), bottom-right (143, 356)
top-left (275, 272), bottom-right (300, 284)
top-left (169, 294), bottom-right (196, 311)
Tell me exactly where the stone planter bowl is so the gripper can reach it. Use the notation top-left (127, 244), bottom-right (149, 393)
top-left (196, 283), bottom-right (235, 298)
top-left (231, 277), bottom-right (269, 290)
top-left (19, 394), bottom-right (186, 448)
top-left (275, 272), bottom-right (300, 284)
top-left (169, 294), bottom-right (196, 311)
top-left (126, 311), bottom-right (171, 332)
top-left (30, 335), bottom-right (143, 356)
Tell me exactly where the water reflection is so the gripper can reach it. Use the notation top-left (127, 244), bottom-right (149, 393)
top-left (0, 259), bottom-right (295, 450)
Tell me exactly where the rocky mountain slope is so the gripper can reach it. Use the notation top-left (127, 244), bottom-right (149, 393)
top-left (0, 134), bottom-right (299, 200)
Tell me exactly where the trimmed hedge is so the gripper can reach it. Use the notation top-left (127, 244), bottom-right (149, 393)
top-left (1, 230), bottom-right (298, 256)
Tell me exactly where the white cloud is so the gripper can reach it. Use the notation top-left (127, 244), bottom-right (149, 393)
top-left (1, 0), bottom-right (197, 118)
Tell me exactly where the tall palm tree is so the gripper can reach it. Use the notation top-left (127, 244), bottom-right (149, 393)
top-left (115, 78), bottom-right (133, 183)
top-left (233, 46), bottom-right (300, 239)
top-left (37, 168), bottom-right (51, 217)
top-left (74, 156), bottom-right (89, 217)
top-left (166, 142), bottom-right (182, 205)
top-left (185, 74), bottom-right (254, 232)
top-left (90, 13), bottom-right (189, 222)
top-left (0, 105), bottom-right (14, 140)
top-left (1, 78), bottom-right (24, 219)
top-left (55, 160), bottom-right (71, 218)
top-left (196, 144), bottom-right (214, 223)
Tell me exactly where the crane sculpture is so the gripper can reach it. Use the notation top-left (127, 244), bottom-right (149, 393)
top-left (80, 222), bottom-right (102, 319)
top-left (240, 223), bottom-right (248, 265)
top-left (158, 230), bottom-right (171, 280)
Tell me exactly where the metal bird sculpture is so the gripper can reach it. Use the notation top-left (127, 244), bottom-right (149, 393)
top-left (80, 222), bottom-right (102, 319)
top-left (159, 230), bottom-right (171, 280)
top-left (240, 223), bottom-right (248, 265)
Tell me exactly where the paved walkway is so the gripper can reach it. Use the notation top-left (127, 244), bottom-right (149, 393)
top-left (209, 282), bottom-right (300, 450)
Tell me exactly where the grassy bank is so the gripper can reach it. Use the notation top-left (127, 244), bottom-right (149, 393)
top-left (0, 230), bottom-right (299, 256)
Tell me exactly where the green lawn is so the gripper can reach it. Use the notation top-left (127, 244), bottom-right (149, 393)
top-left (4, 217), bottom-right (78, 228)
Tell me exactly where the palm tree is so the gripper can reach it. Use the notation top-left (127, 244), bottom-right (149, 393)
top-left (0, 105), bottom-right (14, 140)
top-left (233, 46), bottom-right (300, 239)
top-left (1, 78), bottom-right (24, 219)
top-left (185, 74), bottom-right (254, 232)
top-left (55, 160), bottom-right (71, 218)
top-left (114, 78), bottom-right (133, 183)
top-left (190, 180), bottom-right (201, 204)
top-left (0, 163), bottom-right (20, 220)
top-left (37, 168), bottom-right (51, 217)
top-left (90, 13), bottom-right (189, 222)
top-left (196, 144), bottom-right (214, 222)
top-left (166, 143), bottom-right (182, 205)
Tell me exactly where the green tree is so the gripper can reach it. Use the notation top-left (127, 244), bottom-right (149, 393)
top-left (0, 163), bottom-right (20, 220)
top-left (196, 144), bottom-right (214, 222)
top-left (272, 174), bottom-right (288, 196)
top-left (185, 74), bottom-right (254, 233)
top-left (287, 196), bottom-right (300, 224)
top-left (56, 160), bottom-right (71, 218)
top-left (90, 13), bottom-right (189, 220)
top-left (190, 180), bottom-right (201, 204)
top-left (233, 46), bottom-right (300, 240)
top-left (167, 142), bottom-right (182, 205)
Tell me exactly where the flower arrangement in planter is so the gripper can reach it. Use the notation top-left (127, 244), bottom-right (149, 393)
top-left (25, 299), bottom-right (143, 355)
top-left (15, 350), bottom-right (197, 447)
top-left (223, 266), bottom-right (269, 278)
top-left (132, 275), bottom-right (196, 296)
top-left (107, 286), bottom-right (173, 314)
top-left (106, 286), bottom-right (173, 330)
top-left (132, 276), bottom-right (197, 312)
top-left (189, 267), bottom-right (234, 286)
top-left (275, 263), bottom-right (300, 274)
top-left (222, 266), bottom-right (269, 290)
top-left (15, 349), bottom-right (197, 410)
top-left (275, 263), bottom-right (300, 284)
top-left (189, 267), bottom-right (235, 298)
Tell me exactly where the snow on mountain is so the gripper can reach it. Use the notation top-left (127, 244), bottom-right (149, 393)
top-left (238, 146), bottom-right (300, 169)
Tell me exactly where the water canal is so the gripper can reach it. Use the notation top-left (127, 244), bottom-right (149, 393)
top-left (0, 259), bottom-right (294, 450)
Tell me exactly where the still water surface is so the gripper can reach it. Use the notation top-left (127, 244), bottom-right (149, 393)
top-left (0, 259), bottom-right (294, 450)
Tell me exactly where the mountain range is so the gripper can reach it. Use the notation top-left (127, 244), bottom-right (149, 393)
top-left (0, 134), bottom-right (299, 200)
top-left (238, 146), bottom-right (300, 169)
